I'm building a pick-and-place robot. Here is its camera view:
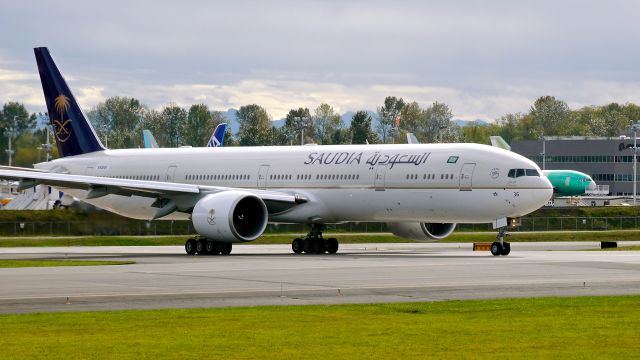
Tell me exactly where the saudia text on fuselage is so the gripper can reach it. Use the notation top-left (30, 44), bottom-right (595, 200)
top-left (304, 151), bottom-right (430, 169)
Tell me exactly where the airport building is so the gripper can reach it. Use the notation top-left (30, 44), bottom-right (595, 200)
top-left (511, 136), bottom-right (640, 196)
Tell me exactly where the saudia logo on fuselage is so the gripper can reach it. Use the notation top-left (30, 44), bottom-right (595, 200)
top-left (52, 95), bottom-right (72, 143)
top-left (304, 151), bottom-right (430, 169)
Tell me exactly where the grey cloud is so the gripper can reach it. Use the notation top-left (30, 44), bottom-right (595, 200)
top-left (1, 0), bottom-right (640, 119)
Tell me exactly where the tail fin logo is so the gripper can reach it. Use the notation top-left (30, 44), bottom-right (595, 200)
top-left (52, 94), bottom-right (72, 142)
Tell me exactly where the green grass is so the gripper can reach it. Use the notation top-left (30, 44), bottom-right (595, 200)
top-left (0, 296), bottom-right (638, 359)
top-left (1, 230), bottom-right (639, 247)
top-left (0, 259), bottom-right (134, 268)
top-left (0, 235), bottom-right (188, 247)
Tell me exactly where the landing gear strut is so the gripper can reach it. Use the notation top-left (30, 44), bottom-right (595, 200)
top-left (491, 227), bottom-right (511, 256)
top-left (184, 237), bottom-right (233, 256)
top-left (292, 224), bottom-right (339, 255)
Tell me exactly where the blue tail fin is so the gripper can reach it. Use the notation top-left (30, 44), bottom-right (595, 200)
top-left (207, 123), bottom-right (227, 147)
top-left (34, 47), bottom-right (105, 157)
top-left (143, 129), bottom-right (160, 148)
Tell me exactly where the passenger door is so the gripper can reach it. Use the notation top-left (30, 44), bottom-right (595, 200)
top-left (459, 163), bottom-right (475, 191)
top-left (165, 165), bottom-right (177, 182)
top-left (257, 165), bottom-right (270, 189)
top-left (374, 164), bottom-right (387, 191)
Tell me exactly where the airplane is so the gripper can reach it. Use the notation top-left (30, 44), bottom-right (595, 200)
top-left (143, 123), bottom-right (227, 149)
top-left (488, 136), bottom-right (597, 196)
top-left (0, 48), bottom-right (552, 257)
top-left (407, 134), bottom-right (597, 197)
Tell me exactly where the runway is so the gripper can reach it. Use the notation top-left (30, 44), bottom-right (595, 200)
top-left (1, 242), bottom-right (640, 313)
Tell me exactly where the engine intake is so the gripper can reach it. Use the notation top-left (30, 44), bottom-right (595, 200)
top-left (192, 191), bottom-right (268, 243)
top-left (387, 222), bottom-right (456, 242)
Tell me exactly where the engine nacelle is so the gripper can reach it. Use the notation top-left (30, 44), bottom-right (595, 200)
top-left (387, 222), bottom-right (457, 242)
top-left (192, 191), bottom-right (268, 243)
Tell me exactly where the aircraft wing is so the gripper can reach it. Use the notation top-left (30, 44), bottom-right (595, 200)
top-left (0, 169), bottom-right (303, 218)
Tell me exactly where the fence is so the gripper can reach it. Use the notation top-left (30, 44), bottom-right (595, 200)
top-left (1, 217), bottom-right (640, 237)
top-left (0, 221), bottom-right (388, 237)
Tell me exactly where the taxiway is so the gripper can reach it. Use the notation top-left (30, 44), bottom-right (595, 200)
top-left (1, 242), bottom-right (639, 313)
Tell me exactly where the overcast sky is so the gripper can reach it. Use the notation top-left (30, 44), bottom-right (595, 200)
top-left (1, 0), bottom-right (639, 121)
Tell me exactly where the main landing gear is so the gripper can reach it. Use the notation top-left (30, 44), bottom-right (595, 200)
top-left (291, 224), bottom-right (339, 255)
top-left (185, 238), bottom-right (232, 256)
top-left (491, 227), bottom-right (511, 256)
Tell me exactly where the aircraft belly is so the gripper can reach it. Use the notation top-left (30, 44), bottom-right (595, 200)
top-left (270, 188), bottom-right (531, 224)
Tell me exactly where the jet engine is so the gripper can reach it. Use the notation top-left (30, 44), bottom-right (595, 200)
top-left (192, 191), bottom-right (268, 243)
top-left (387, 222), bottom-right (456, 241)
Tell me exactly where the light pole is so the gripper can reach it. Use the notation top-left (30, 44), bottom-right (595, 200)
top-left (631, 121), bottom-right (640, 205)
top-left (41, 114), bottom-right (52, 162)
top-left (5, 116), bottom-right (16, 166)
top-left (540, 134), bottom-right (546, 170)
top-left (294, 116), bottom-right (307, 145)
top-left (438, 125), bottom-right (447, 143)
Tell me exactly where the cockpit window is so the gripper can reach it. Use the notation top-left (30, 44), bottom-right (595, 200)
top-left (509, 168), bottom-right (540, 178)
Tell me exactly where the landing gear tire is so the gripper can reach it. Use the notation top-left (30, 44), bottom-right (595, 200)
top-left (185, 238), bottom-right (197, 255)
top-left (220, 243), bottom-right (232, 255)
top-left (326, 238), bottom-right (339, 254)
top-left (491, 241), bottom-right (503, 256)
top-left (501, 242), bottom-right (511, 256)
top-left (311, 238), bottom-right (325, 254)
top-left (196, 239), bottom-right (207, 255)
top-left (302, 239), bottom-right (311, 254)
top-left (211, 242), bottom-right (222, 255)
top-left (292, 238), bottom-right (304, 254)
top-left (205, 240), bottom-right (215, 255)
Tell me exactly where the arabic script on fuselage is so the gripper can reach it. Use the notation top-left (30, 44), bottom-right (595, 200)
top-left (304, 152), bottom-right (430, 169)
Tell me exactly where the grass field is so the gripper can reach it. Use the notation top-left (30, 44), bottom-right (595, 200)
top-left (0, 259), bottom-right (134, 268)
top-left (0, 296), bottom-right (638, 359)
top-left (1, 230), bottom-right (640, 247)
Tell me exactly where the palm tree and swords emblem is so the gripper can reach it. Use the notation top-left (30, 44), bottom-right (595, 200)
top-left (52, 95), bottom-right (72, 142)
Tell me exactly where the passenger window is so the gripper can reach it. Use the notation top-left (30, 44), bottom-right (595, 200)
top-left (516, 169), bottom-right (525, 177)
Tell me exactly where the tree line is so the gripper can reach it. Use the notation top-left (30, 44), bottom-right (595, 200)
top-left (1, 95), bottom-right (640, 167)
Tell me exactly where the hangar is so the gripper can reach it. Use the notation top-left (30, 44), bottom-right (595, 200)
top-left (511, 136), bottom-right (640, 196)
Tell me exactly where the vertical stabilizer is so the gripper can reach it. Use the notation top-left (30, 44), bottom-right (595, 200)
top-left (207, 123), bottom-right (227, 147)
top-left (489, 136), bottom-right (511, 151)
top-left (406, 133), bottom-right (420, 144)
top-left (34, 47), bottom-right (105, 157)
top-left (143, 130), bottom-right (160, 148)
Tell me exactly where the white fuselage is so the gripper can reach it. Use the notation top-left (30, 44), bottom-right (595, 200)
top-left (34, 143), bottom-right (552, 224)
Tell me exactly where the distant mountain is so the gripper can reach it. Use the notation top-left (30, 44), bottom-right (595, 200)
top-left (453, 119), bottom-right (489, 127)
top-left (220, 109), bottom-right (239, 134)
top-left (341, 110), bottom-right (378, 127)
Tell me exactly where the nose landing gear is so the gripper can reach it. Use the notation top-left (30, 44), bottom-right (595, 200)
top-left (491, 227), bottom-right (511, 256)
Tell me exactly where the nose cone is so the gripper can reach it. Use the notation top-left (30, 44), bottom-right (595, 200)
top-left (541, 175), bottom-right (554, 199)
top-left (587, 180), bottom-right (597, 191)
